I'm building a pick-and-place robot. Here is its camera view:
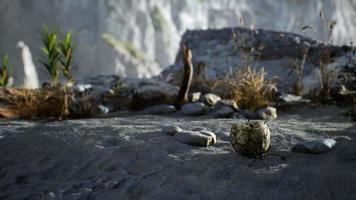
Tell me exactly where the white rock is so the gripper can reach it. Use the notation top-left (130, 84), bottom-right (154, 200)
top-left (189, 92), bottom-right (202, 103)
top-left (181, 102), bottom-right (209, 116)
top-left (162, 125), bottom-right (182, 136)
top-left (174, 131), bottom-right (213, 147)
top-left (200, 93), bottom-right (221, 106)
top-left (256, 106), bottom-right (277, 120)
top-left (199, 130), bottom-right (217, 145)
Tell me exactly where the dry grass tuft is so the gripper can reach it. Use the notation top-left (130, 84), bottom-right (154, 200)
top-left (0, 88), bottom-right (72, 119)
top-left (212, 65), bottom-right (277, 111)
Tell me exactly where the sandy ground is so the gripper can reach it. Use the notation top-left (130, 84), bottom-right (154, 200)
top-left (0, 106), bottom-right (355, 200)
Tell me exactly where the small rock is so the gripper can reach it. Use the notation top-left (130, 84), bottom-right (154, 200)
top-left (334, 136), bottom-right (352, 142)
top-left (162, 125), bottom-right (182, 136)
top-left (78, 188), bottom-right (92, 193)
top-left (75, 84), bottom-right (93, 92)
top-left (200, 93), bottom-right (221, 106)
top-left (98, 104), bottom-right (110, 114)
top-left (240, 109), bottom-right (257, 119)
top-left (174, 131), bottom-right (213, 146)
top-left (104, 181), bottom-right (119, 189)
top-left (292, 138), bottom-right (337, 154)
top-left (200, 130), bottom-right (217, 145)
top-left (256, 106), bottom-right (277, 120)
top-left (189, 92), bottom-right (202, 103)
top-left (278, 93), bottom-right (302, 102)
top-left (191, 127), bottom-right (207, 131)
top-left (46, 192), bottom-right (56, 199)
top-left (181, 102), bottom-right (209, 116)
top-left (214, 99), bottom-right (239, 111)
top-left (214, 106), bottom-right (235, 118)
top-left (143, 104), bottom-right (176, 115)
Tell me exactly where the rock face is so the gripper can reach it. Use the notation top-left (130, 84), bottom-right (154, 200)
top-left (1, 1), bottom-right (355, 84)
top-left (230, 121), bottom-right (271, 158)
top-left (162, 27), bottom-right (355, 94)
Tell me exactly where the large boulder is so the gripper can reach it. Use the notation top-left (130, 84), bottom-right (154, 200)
top-left (230, 121), bottom-right (271, 158)
top-left (161, 27), bottom-right (355, 94)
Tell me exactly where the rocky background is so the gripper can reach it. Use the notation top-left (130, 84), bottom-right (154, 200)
top-left (0, 0), bottom-right (355, 85)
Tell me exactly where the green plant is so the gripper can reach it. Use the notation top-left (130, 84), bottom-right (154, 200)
top-left (0, 54), bottom-right (10, 87)
top-left (59, 31), bottom-right (74, 82)
top-left (41, 27), bottom-right (60, 86)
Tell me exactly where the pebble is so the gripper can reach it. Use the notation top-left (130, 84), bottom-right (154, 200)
top-left (292, 138), bottom-right (337, 154)
top-left (334, 136), bottom-right (352, 142)
top-left (256, 106), bottom-right (277, 120)
top-left (214, 106), bottom-right (235, 118)
top-left (191, 127), bottom-right (207, 131)
top-left (181, 102), bottom-right (209, 116)
top-left (214, 99), bottom-right (239, 111)
top-left (143, 104), bottom-right (176, 115)
top-left (162, 125), bottom-right (182, 136)
top-left (200, 93), bottom-right (221, 106)
top-left (189, 92), bottom-right (202, 103)
top-left (174, 131), bottom-right (213, 146)
top-left (199, 130), bottom-right (217, 144)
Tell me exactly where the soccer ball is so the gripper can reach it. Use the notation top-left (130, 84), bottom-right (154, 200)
top-left (230, 121), bottom-right (271, 158)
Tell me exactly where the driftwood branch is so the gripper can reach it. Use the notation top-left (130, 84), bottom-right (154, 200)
top-left (175, 45), bottom-right (193, 109)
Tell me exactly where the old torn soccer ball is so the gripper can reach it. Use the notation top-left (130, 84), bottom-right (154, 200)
top-left (230, 121), bottom-right (271, 158)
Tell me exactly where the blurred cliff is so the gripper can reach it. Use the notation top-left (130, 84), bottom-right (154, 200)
top-left (0, 0), bottom-right (355, 85)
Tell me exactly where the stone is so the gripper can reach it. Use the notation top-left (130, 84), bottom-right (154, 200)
top-left (130, 79), bottom-right (179, 110)
top-left (214, 99), bottom-right (239, 111)
top-left (334, 136), bottom-right (352, 142)
top-left (278, 93), bottom-right (303, 102)
top-left (240, 109), bottom-right (257, 119)
top-left (189, 92), bottom-right (202, 103)
top-left (292, 139), bottom-right (337, 154)
top-left (75, 84), bottom-right (93, 93)
top-left (142, 104), bottom-right (176, 115)
top-left (199, 130), bottom-right (217, 145)
top-left (256, 106), bottom-right (277, 120)
top-left (162, 125), bottom-right (182, 136)
top-left (230, 121), bottom-right (271, 158)
top-left (214, 106), bottom-right (235, 118)
top-left (200, 93), bottom-right (221, 106)
top-left (191, 127), bottom-right (207, 131)
top-left (174, 131), bottom-right (213, 147)
top-left (181, 102), bottom-right (209, 116)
